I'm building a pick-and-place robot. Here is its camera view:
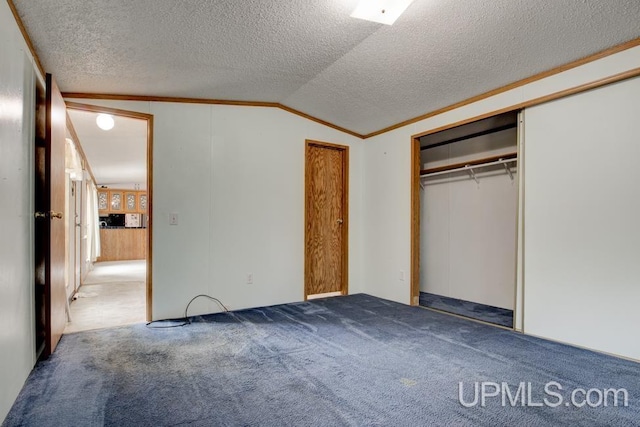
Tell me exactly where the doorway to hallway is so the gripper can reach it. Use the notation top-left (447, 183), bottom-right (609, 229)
top-left (64, 102), bottom-right (154, 334)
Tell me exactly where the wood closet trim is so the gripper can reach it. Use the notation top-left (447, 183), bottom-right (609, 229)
top-left (65, 102), bottom-right (155, 322)
top-left (408, 68), bottom-right (640, 315)
top-left (411, 67), bottom-right (640, 140)
top-left (410, 137), bottom-right (420, 306)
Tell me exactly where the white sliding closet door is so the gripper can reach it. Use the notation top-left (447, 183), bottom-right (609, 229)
top-left (523, 76), bottom-right (640, 361)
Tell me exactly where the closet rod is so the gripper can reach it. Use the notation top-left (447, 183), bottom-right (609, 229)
top-left (420, 123), bottom-right (517, 151)
top-left (420, 153), bottom-right (517, 179)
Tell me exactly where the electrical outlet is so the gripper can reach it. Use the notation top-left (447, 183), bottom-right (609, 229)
top-left (246, 273), bottom-right (253, 284)
top-left (169, 213), bottom-right (179, 225)
top-left (399, 270), bottom-right (405, 281)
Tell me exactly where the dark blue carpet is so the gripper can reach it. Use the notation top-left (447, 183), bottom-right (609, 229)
top-left (4, 294), bottom-right (639, 426)
top-left (420, 292), bottom-right (514, 328)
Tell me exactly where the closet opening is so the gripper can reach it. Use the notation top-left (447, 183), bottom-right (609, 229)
top-left (414, 111), bottom-right (520, 328)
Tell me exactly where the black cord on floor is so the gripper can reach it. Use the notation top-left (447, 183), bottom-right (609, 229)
top-left (145, 319), bottom-right (189, 329)
top-left (146, 294), bottom-right (229, 329)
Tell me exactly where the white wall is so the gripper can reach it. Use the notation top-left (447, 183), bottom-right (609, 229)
top-left (0, 1), bottom-right (40, 421)
top-left (363, 44), bottom-right (640, 336)
top-left (523, 76), bottom-right (640, 361)
top-left (66, 99), bottom-right (364, 320)
top-left (363, 126), bottom-right (414, 303)
top-left (420, 130), bottom-right (517, 309)
top-left (207, 106), bottom-right (364, 312)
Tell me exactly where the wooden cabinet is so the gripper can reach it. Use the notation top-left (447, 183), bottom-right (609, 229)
top-left (98, 228), bottom-right (147, 261)
top-left (98, 189), bottom-right (147, 215)
top-left (97, 189), bottom-right (148, 261)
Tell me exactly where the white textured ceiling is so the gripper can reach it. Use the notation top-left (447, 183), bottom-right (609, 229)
top-left (13, 0), bottom-right (640, 135)
top-left (68, 109), bottom-right (147, 188)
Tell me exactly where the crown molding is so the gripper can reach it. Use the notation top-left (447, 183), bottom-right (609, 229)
top-left (364, 37), bottom-right (640, 139)
top-left (10, 0), bottom-right (638, 141)
top-left (62, 93), bottom-right (366, 139)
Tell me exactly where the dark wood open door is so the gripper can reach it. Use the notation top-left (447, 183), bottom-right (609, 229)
top-left (304, 140), bottom-right (349, 298)
top-left (35, 74), bottom-right (67, 358)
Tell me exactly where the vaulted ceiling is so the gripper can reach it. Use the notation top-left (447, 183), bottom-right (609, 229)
top-left (12, 0), bottom-right (640, 135)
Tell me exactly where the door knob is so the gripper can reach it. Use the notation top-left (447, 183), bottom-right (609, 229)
top-left (337, 219), bottom-right (343, 224)
top-left (34, 211), bottom-right (63, 219)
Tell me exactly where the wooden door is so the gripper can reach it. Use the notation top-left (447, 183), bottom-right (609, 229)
top-left (35, 74), bottom-right (67, 358)
top-left (305, 140), bottom-right (349, 298)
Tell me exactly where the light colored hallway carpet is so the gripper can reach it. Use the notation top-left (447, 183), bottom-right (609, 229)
top-left (64, 260), bottom-right (146, 334)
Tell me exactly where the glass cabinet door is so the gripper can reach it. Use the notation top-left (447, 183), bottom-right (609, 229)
top-left (110, 191), bottom-right (123, 211)
top-left (125, 192), bottom-right (137, 211)
top-left (139, 194), bottom-right (147, 212)
top-left (98, 190), bottom-right (109, 212)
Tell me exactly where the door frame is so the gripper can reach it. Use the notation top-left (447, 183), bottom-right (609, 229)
top-left (410, 109), bottom-right (522, 328)
top-left (304, 139), bottom-right (349, 300)
top-left (410, 137), bottom-right (421, 306)
top-left (65, 102), bottom-right (155, 321)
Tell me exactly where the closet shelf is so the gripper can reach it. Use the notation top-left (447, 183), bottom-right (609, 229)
top-left (419, 152), bottom-right (517, 188)
top-left (420, 152), bottom-right (517, 182)
top-left (420, 152), bottom-right (517, 176)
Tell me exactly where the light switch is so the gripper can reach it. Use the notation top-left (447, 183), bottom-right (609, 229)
top-left (169, 213), bottom-right (179, 225)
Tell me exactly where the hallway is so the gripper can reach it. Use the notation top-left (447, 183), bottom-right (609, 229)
top-left (64, 260), bottom-right (146, 334)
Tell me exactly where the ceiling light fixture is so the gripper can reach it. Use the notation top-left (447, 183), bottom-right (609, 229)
top-left (96, 114), bottom-right (115, 131)
top-left (350, 0), bottom-right (415, 25)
